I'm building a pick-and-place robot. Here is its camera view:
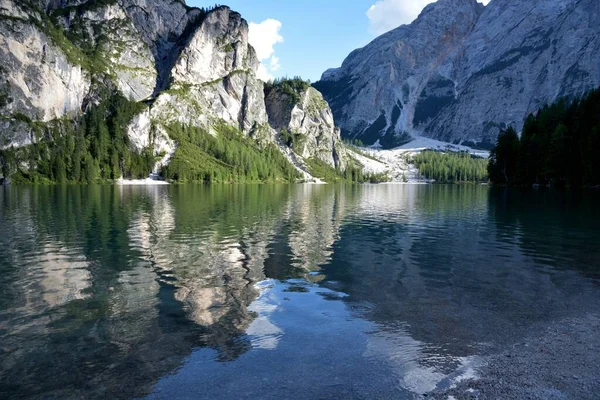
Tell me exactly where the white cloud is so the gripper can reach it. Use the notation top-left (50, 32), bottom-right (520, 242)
top-left (269, 56), bottom-right (280, 72)
top-left (367, 0), bottom-right (490, 36)
top-left (248, 19), bottom-right (284, 81)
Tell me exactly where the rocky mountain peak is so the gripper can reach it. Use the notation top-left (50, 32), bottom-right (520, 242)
top-left (315, 0), bottom-right (483, 147)
top-left (171, 6), bottom-right (258, 85)
top-left (317, 0), bottom-right (600, 148)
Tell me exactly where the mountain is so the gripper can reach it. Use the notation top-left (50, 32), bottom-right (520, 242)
top-left (0, 0), bottom-right (350, 183)
top-left (265, 79), bottom-right (348, 171)
top-left (314, 0), bottom-right (600, 148)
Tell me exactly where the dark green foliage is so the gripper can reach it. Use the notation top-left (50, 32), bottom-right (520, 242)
top-left (488, 87), bottom-right (600, 187)
top-left (31, 15), bottom-right (93, 72)
top-left (342, 140), bottom-right (381, 163)
top-left (280, 128), bottom-right (302, 149)
top-left (0, 92), bottom-right (12, 108)
top-left (264, 77), bottom-right (311, 104)
top-left (487, 127), bottom-right (520, 185)
top-left (0, 94), bottom-right (153, 184)
top-left (304, 158), bottom-right (346, 183)
top-left (305, 158), bottom-right (388, 184)
top-left (161, 124), bottom-right (300, 183)
top-left (345, 138), bottom-right (365, 147)
top-left (413, 151), bottom-right (488, 183)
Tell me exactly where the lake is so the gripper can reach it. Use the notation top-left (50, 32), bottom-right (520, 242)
top-left (1, 184), bottom-right (599, 399)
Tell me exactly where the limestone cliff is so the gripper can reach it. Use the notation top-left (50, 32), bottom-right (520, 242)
top-left (315, 0), bottom-right (483, 148)
top-left (0, 0), bottom-right (347, 181)
top-left (265, 81), bottom-right (347, 170)
top-left (0, 0), bottom-right (91, 147)
top-left (316, 0), bottom-right (600, 148)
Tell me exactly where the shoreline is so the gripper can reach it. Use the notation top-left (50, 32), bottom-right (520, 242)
top-left (431, 314), bottom-right (600, 399)
top-left (117, 177), bottom-right (169, 186)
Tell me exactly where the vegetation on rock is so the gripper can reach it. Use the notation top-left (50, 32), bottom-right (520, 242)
top-left (305, 157), bottom-right (388, 184)
top-left (161, 124), bottom-right (301, 183)
top-left (264, 77), bottom-right (311, 104)
top-left (0, 94), bottom-right (153, 184)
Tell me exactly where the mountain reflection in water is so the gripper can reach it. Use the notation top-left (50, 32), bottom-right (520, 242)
top-left (1, 184), bottom-right (599, 399)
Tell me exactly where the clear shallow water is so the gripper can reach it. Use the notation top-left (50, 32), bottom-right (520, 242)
top-left (1, 184), bottom-right (599, 399)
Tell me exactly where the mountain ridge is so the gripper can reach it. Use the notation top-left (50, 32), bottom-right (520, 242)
top-left (0, 0), bottom-right (352, 183)
top-left (315, 0), bottom-right (600, 148)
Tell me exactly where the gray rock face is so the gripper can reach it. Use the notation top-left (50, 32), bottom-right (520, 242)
top-left (118, 0), bottom-right (204, 94)
top-left (171, 8), bottom-right (258, 84)
top-left (136, 6), bottom-right (271, 138)
top-left (265, 85), bottom-right (347, 169)
top-left (0, 1), bottom-right (345, 181)
top-left (56, 2), bottom-right (157, 101)
top-left (0, 0), bottom-right (90, 123)
top-left (429, 0), bottom-right (600, 145)
top-left (125, 6), bottom-right (276, 169)
top-left (315, 0), bottom-right (483, 147)
top-left (316, 0), bottom-right (600, 147)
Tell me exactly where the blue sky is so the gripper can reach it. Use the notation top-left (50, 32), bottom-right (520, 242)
top-left (188, 0), bottom-right (489, 82)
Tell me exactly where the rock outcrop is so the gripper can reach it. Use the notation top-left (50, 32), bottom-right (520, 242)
top-left (0, 0), bottom-right (91, 146)
top-left (126, 6), bottom-right (273, 168)
top-left (428, 0), bottom-right (600, 145)
top-left (265, 82), bottom-right (347, 169)
top-left (150, 7), bottom-right (269, 135)
top-left (0, 0), bottom-right (346, 178)
top-left (316, 0), bottom-right (600, 148)
top-left (55, 1), bottom-right (157, 101)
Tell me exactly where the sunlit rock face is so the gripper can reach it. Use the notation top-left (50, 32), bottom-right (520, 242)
top-left (126, 5), bottom-right (275, 162)
top-left (151, 6), bottom-right (269, 134)
top-left (0, 1), bottom-right (90, 145)
top-left (0, 1), bottom-right (349, 180)
top-left (266, 86), bottom-right (348, 169)
top-left (0, 2), bottom-right (282, 164)
top-left (316, 0), bottom-right (600, 147)
top-left (118, 0), bottom-right (204, 93)
top-left (170, 8), bottom-right (258, 85)
top-left (56, 2), bottom-right (158, 101)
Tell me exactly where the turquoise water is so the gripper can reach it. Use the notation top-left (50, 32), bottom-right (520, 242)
top-left (1, 184), bottom-right (599, 399)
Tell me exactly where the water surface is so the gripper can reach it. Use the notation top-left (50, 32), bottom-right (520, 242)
top-left (1, 184), bottom-right (599, 399)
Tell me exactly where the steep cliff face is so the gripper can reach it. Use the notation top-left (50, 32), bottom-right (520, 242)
top-left (0, 0), bottom-right (91, 147)
top-left (118, 0), bottom-right (204, 94)
top-left (265, 82), bottom-right (347, 169)
top-left (428, 0), bottom-right (600, 145)
top-left (315, 0), bottom-right (484, 147)
top-left (0, 0), bottom-right (349, 182)
top-left (316, 0), bottom-right (600, 147)
top-left (152, 7), bottom-right (269, 135)
top-left (54, 1), bottom-right (157, 101)
top-left (125, 6), bottom-right (273, 168)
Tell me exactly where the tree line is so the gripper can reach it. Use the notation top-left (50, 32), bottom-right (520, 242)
top-left (0, 94), bottom-right (154, 184)
top-left (413, 151), bottom-right (488, 183)
top-left (488, 88), bottom-right (600, 187)
top-left (161, 123), bottom-right (301, 183)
